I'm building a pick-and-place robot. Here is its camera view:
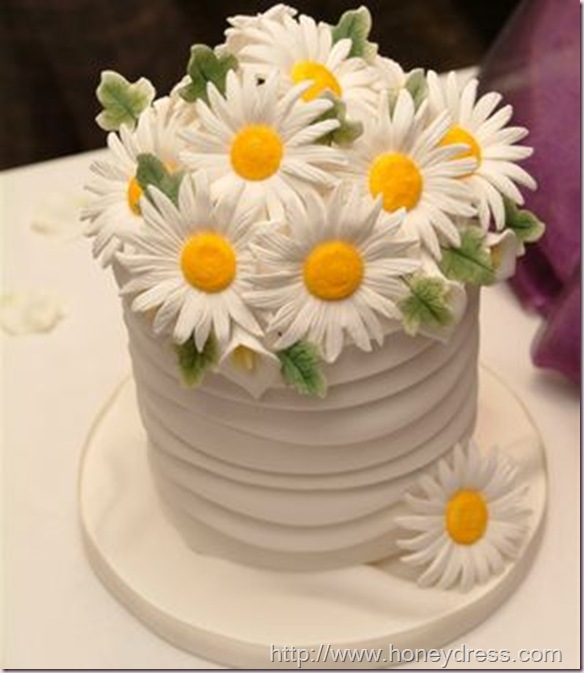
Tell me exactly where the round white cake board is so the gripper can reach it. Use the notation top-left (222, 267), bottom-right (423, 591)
top-left (78, 366), bottom-right (547, 669)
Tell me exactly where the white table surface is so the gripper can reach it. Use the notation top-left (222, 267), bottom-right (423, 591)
top-left (1, 150), bottom-right (580, 669)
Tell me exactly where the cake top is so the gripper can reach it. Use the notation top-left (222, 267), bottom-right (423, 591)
top-left (83, 4), bottom-right (544, 399)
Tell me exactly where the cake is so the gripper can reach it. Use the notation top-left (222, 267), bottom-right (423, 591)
top-left (83, 4), bottom-right (544, 588)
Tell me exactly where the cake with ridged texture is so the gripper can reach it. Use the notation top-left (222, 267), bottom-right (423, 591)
top-left (80, 4), bottom-right (547, 662)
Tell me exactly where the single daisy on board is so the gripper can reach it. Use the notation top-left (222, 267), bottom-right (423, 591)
top-left (225, 6), bottom-right (379, 121)
top-left (427, 71), bottom-right (536, 230)
top-left (117, 173), bottom-right (264, 349)
top-left (83, 98), bottom-right (187, 266)
top-left (396, 441), bottom-right (531, 592)
top-left (180, 69), bottom-right (345, 219)
top-left (346, 89), bottom-right (477, 259)
top-left (247, 185), bottom-right (420, 363)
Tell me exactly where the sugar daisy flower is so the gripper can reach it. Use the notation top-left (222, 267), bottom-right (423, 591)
top-left (224, 4), bottom-right (297, 55)
top-left (180, 69), bottom-right (345, 219)
top-left (117, 173), bottom-right (264, 350)
top-left (396, 441), bottom-right (531, 592)
top-left (247, 185), bottom-right (420, 363)
top-left (346, 89), bottom-right (477, 259)
top-left (372, 55), bottom-right (407, 98)
top-left (225, 7), bottom-right (380, 121)
top-left (427, 71), bottom-right (536, 230)
top-left (83, 97), bottom-right (187, 265)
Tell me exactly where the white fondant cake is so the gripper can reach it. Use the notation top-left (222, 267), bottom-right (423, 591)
top-left (84, 3), bottom-right (543, 592)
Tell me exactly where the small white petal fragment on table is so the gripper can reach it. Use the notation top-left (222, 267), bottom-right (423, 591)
top-left (30, 190), bottom-right (88, 239)
top-left (0, 291), bottom-right (67, 335)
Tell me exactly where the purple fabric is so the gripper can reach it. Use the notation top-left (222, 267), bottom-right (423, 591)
top-left (480, 0), bottom-right (581, 384)
top-left (532, 269), bottom-right (581, 384)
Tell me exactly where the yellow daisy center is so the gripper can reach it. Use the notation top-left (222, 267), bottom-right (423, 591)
top-left (445, 489), bottom-right (489, 545)
top-left (491, 243), bottom-right (503, 269)
top-left (368, 153), bottom-right (423, 212)
top-left (231, 345), bottom-right (256, 371)
top-left (440, 125), bottom-right (482, 167)
top-left (291, 60), bottom-right (343, 102)
top-left (180, 232), bottom-right (236, 293)
top-left (127, 176), bottom-right (143, 215)
top-left (303, 240), bottom-right (364, 301)
top-left (230, 125), bottom-right (284, 181)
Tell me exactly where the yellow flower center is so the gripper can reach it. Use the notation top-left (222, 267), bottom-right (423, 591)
top-left (291, 61), bottom-right (343, 102)
top-left (180, 232), bottom-right (236, 293)
top-left (127, 176), bottom-right (143, 215)
top-left (440, 125), bottom-right (482, 167)
top-left (445, 489), bottom-right (489, 545)
top-left (491, 243), bottom-right (503, 269)
top-left (231, 345), bottom-right (256, 371)
top-left (303, 240), bottom-right (364, 301)
top-left (230, 125), bottom-right (284, 181)
top-left (368, 153), bottom-right (423, 212)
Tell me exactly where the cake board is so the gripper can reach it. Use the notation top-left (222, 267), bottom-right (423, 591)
top-left (78, 365), bottom-right (547, 669)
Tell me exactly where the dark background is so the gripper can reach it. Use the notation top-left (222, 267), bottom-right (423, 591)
top-left (0, 0), bottom-right (521, 170)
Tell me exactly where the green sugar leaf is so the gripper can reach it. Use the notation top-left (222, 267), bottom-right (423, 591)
top-left (314, 95), bottom-right (363, 146)
top-left (175, 334), bottom-right (218, 386)
top-left (331, 7), bottom-right (377, 61)
top-left (179, 45), bottom-right (238, 103)
top-left (136, 153), bottom-right (183, 206)
top-left (439, 226), bottom-right (496, 286)
top-left (503, 197), bottom-right (546, 243)
top-left (404, 69), bottom-right (428, 109)
top-left (95, 70), bottom-right (155, 131)
top-left (277, 340), bottom-right (327, 398)
top-left (400, 274), bottom-right (453, 336)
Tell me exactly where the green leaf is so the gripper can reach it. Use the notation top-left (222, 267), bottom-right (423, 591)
top-left (439, 226), bottom-right (496, 286)
top-left (314, 95), bottom-right (363, 146)
top-left (503, 197), bottom-right (546, 243)
top-left (331, 7), bottom-right (377, 61)
top-left (277, 340), bottom-right (327, 398)
top-left (404, 69), bottom-right (428, 109)
top-left (136, 153), bottom-right (184, 206)
top-left (175, 334), bottom-right (218, 386)
top-left (400, 274), bottom-right (453, 335)
top-left (179, 45), bottom-right (238, 104)
top-left (95, 70), bottom-right (155, 131)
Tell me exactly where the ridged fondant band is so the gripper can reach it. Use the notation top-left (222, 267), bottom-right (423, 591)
top-left (123, 291), bottom-right (480, 570)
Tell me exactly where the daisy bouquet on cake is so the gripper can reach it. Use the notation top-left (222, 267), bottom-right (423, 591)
top-left (83, 4), bottom-right (544, 399)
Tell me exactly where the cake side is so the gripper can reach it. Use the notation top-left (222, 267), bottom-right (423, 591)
top-left (123, 281), bottom-right (479, 570)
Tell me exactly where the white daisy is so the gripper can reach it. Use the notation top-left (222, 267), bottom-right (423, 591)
top-left (225, 8), bottom-right (380, 121)
top-left (427, 71), bottom-right (536, 230)
top-left (83, 97), bottom-right (187, 265)
top-left (180, 69), bottom-right (345, 219)
top-left (246, 185), bottom-right (420, 363)
top-left (396, 441), bottom-right (531, 592)
top-left (218, 325), bottom-right (281, 399)
top-left (117, 173), bottom-right (264, 350)
top-left (346, 89), bottom-right (477, 259)
top-left (224, 4), bottom-right (298, 55)
top-left (372, 55), bottom-right (407, 98)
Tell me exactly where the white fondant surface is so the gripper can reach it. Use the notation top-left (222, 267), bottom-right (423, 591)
top-left (122, 287), bottom-right (480, 569)
top-left (79, 366), bottom-right (547, 668)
